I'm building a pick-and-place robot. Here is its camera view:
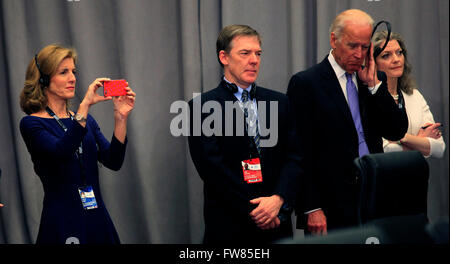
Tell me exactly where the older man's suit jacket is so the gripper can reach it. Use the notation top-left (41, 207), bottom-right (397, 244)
top-left (286, 57), bottom-right (408, 230)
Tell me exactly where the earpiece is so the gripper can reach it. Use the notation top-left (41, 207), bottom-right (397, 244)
top-left (222, 78), bottom-right (257, 99)
top-left (223, 79), bottom-right (238, 93)
top-left (34, 54), bottom-right (50, 87)
top-left (372, 21), bottom-right (392, 58)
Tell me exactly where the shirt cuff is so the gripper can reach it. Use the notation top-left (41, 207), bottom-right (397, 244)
top-left (304, 208), bottom-right (322, 215)
top-left (383, 141), bottom-right (404, 153)
top-left (427, 137), bottom-right (446, 158)
top-left (368, 81), bottom-right (382, 95)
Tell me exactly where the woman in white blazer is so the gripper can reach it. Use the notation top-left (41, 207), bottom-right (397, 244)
top-left (373, 31), bottom-right (445, 158)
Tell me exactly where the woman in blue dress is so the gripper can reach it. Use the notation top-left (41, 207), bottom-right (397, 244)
top-left (19, 44), bottom-right (136, 244)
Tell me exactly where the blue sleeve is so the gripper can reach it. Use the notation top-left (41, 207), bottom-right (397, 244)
top-left (87, 115), bottom-right (127, 171)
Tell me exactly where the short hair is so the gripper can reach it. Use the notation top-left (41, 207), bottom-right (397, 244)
top-left (216, 24), bottom-right (261, 67)
top-left (329, 9), bottom-right (374, 40)
top-left (373, 31), bottom-right (416, 95)
top-left (20, 44), bottom-right (77, 115)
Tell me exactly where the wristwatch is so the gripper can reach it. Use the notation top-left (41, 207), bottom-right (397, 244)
top-left (75, 113), bottom-right (87, 123)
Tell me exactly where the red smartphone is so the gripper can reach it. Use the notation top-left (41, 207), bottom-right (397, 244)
top-left (103, 79), bottom-right (127, 97)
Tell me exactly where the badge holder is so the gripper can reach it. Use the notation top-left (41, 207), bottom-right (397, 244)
top-left (78, 186), bottom-right (98, 210)
top-left (241, 158), bottom-right (263, 184)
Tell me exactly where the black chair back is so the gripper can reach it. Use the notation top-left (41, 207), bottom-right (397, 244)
top-left (354, 151), bottom-right (429, 225)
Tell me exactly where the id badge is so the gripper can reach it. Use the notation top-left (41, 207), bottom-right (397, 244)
top-left (241, 158), bottom-right (263, 184)
top-left (78, 186), bottom-right (98, 210)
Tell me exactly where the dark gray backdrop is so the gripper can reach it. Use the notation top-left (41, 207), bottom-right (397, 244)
top-left (0, 0), bottom-right (448, 243)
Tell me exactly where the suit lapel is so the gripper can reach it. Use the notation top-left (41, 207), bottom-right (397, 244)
top-left (217, 82), bottom-right (251, 148)
top-left (318, 58), bottom-right (355, 129)
top-left (254, 87), bottom-right (270, 158)
top-left (254, 86), bottom-right (270, 138)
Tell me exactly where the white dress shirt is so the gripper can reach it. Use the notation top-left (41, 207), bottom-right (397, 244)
top-left (327, 49), bottom-right (381, 101)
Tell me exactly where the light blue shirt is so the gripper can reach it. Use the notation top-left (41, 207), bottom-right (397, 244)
top-left (223, 77), bottom-right (259, 137)
top-left (223, 77), bottom-right (258, 118)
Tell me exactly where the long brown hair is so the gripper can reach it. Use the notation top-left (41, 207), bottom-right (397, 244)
top-left (20, 44), bottom-right (77, 115)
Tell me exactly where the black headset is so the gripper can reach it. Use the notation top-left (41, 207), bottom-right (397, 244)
top-left (221, 78), bottom-right (257, 100)
top-left (371, 21), bottom-right (405, 111)
top-left (34, 54), bottom-right (50, 87)
top-left (372, 20), bottom-right (392, 58)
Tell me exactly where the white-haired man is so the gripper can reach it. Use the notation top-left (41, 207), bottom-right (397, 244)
top-left (287, 9), bottom-right (408, 235)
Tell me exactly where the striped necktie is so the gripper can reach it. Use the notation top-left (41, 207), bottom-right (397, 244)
top-left (242, 89), bottom-right (261, 155)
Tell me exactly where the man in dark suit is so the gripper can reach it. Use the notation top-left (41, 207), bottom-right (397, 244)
top-left (287, 9), bottom-right (408, 235)
top-left (188, 25), bottom-right (302, 244)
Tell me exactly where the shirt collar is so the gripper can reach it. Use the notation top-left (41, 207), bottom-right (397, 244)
top-left (328, 49), bottom-right (353, 80)
top-left (223, 76), bottom-right (252, 101)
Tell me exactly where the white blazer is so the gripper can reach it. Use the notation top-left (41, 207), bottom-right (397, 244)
top-left (383, 89), bottom-right (446, 158)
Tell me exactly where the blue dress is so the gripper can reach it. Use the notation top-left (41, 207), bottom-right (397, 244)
top-left (20, 114), bottom-right (127, 244)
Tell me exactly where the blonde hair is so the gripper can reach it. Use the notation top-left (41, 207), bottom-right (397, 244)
top-left (20, 44), bottom-right (77, 115)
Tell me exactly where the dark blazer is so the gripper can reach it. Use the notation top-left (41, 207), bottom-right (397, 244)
top-left (286, 57), bottom-right (408, 230)
top-left (188, 81), bottom-right (303, 244)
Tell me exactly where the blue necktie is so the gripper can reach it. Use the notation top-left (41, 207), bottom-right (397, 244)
top-left (345, 73), bottom-right (370, 157)
top-left (242, 90), bottom-right (261, 155)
